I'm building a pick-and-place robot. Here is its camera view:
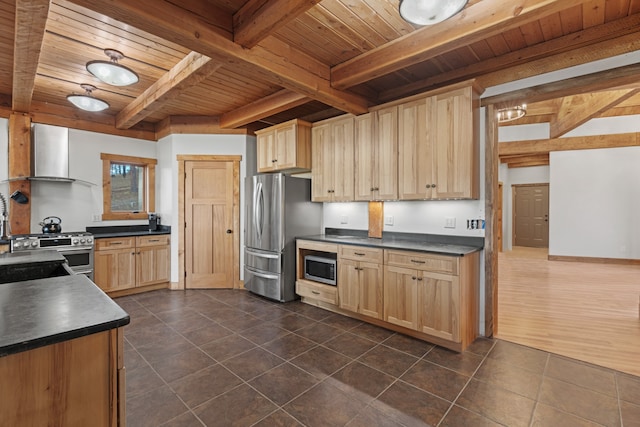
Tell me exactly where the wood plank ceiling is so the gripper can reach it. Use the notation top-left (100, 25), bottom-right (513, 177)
top-left (1, 0), bottom-right (640, 141)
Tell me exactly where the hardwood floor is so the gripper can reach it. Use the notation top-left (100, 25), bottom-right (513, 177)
top-left (497, 248), bottom-right (640, 376)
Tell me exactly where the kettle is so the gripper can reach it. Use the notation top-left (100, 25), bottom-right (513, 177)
top-left (40, 216), bottom-right (62, 234)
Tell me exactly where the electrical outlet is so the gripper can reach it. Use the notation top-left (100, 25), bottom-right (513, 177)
top-left (384, 215), bottom-right (394, 226)
top-left (92, 214), bottom-right (101, 222)
top-left (444, 217), bottom-right (456, 228)
top-left (340, 215), bottom-right (348, 224)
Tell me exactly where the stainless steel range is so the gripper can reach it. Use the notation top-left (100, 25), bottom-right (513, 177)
top-left (10, 232), bottom-right (94, 280)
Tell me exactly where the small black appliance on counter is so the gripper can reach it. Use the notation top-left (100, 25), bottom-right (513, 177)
top-left (148, 212), bottom-right (161, 231)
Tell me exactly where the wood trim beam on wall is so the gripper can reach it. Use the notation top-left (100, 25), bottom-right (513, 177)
top-left (331, 0), bottom-right (586, 90)
top-left (154, 116), bottom-right (251, 140)
top-left (8, 113), bottom-right (32, 234)
top-left (116, 52), bottom-right (223, 129)
top-left (220, 90), bottom-right (310, 129)
top-left (233, 0), bottom-right (322, 48)
top-left (65, 0), bottom-right (370, 116)
top-left (499, 133), bottom-right (640, 157)
top-left (12, 0), bottom-right (50, 112)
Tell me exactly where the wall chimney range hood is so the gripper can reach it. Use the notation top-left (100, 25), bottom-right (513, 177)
top-left (30, 124), bottom-right (75, 183)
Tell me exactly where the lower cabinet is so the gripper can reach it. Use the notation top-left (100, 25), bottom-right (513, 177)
top-left (337, 245), bottom-right (383, 319)
top-left (95, 235), bottom-right (170, 295)
top-left (296, 239), bottom-right (480, 352)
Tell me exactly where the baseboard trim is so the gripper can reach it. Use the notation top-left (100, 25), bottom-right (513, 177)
top-left (548, 255), bottom-right (640, 265)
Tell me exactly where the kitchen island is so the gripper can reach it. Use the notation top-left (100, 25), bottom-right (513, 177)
top-left (0, 252), bottom-right (130, 426)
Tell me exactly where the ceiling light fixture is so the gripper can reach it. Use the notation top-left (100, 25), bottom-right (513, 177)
top-left (399, 0), bottom-right (468, 26)
top-left (67, 84), bottom-right (109, 112)
top-left (496, 104), bottom-right (527, 123)
top-left (86, 49), bottom-right (139, 86)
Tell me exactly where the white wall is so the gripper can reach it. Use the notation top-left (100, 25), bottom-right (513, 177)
top-left (157, 133), bottom-right (256, 283)
top-left (0, 118), bottom-right (8, 207)
top-left (550, 147), bottom-right (640, 259)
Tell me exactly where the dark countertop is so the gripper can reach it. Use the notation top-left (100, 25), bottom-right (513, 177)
top-left (0, 274), bottom-right (130, 357)
top-left (298, 229), bottom-right (483, 256)
top-left (87, 225), bottom-right (171, 239)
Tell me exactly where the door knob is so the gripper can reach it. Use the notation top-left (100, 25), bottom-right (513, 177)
top-left (226, 229), bottom-right (233, 234)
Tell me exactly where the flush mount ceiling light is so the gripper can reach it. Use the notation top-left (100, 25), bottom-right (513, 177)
top-left (497, 104), bottom-right (527, 123)
top-left (399, 0), bottom-right (468, 26)
top-left (67, 84), bottom-right (109, 112)
top-left (86, 49), bottom-right (139, 86)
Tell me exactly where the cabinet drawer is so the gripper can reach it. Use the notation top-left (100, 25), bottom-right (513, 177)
top-left (136, 235), bottom-right (170, 247)
top-left (339, 245), bottom-right (383, 263)
top-left (384, 250), bottom-right (458, 275)
top-left (95, 237), bottom-right (135, 251)
top-left (296, 280), bottom-right (337, 305)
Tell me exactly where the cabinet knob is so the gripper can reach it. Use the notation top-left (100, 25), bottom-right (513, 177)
top-left (272, 159), bottom-right (277, 163)
top-left (374, 187), bottom-right (379, 191)
top-left (370, 187), bottom-right (375, 191)
top-left (226, 229), bottom-right (233, 234)
top-left (431, 184), bottom-right (436, 188)
top-left (412, 276), bottom-right (417, 280)
top-left (417, 277), bottom-right (423, 281)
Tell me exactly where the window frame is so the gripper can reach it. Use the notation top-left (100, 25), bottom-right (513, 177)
top-left (101, 153), bottom-right (157, 221)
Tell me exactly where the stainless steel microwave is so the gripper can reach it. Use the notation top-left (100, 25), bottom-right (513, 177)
top-left (304, 254), bottom-right (337, 286)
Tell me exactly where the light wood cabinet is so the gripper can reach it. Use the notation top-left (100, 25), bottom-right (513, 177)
top-left (95, 235), bottom-right (170, 295)
top-left (256, 119), bottom-right (312, 173)
top-left (295, 240), bottom-right (339, 305)
top-left (337, 245), bottom-right (383, 319)
top-left (398, 83), bottom-right (480, 200)
top-left (354, 109), bottom-right (398, 201)
top-left (311, 116), bottom-right (355, 202)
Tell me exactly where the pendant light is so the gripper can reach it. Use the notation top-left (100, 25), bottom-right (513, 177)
top-left (496, 104), bottom-right (527, 123)
top-left (86, 49), bottom-right (139, 87)
top-left (67, 84), bottom-right (109, 112)
top-left (399, 0), bottom-right (468, 26)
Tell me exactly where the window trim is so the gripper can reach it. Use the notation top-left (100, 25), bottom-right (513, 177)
top-left (101, 153), bottom-right (157, 221)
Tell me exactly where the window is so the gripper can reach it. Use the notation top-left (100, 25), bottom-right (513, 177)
top-left (101, 153), bottom-right (156, 220)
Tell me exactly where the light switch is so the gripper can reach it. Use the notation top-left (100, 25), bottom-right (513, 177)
top-left (340, 215), bottom-right (348, 224)
top-left (445, 217), bottom-right (456, 228)
top-left (384, 216), bottom-right (394, 226)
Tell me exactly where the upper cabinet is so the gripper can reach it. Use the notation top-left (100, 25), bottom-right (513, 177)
top-left (256, 119), bottom-right (312, 173)
top-left (354, 108), bottom-right (398, 201)
top-left (398, 82), bottom-right (480, 200)
top-left (311, 116), bottom-right (355, 202)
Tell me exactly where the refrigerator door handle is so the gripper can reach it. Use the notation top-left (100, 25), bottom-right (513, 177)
top-left (245, 266), bottom-right (279, 280)
top-left (254, 181), bottom-right (264, 239)
top-left (245, 248), bottom-right (279, 259)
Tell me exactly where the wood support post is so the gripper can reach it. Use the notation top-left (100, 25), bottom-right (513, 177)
top-left (8, 113), bottom-right (31, 235)
top-left (484, 105), bottom-right (498, 337)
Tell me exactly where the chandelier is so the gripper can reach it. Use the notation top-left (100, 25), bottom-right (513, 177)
top-left (496, 104), bottom-right (527, 123)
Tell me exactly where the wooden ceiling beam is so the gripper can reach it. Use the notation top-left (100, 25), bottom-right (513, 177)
top-left (116, 52), bottom-right (222, 129)
top-left (482, 62), bottom-right (640, 108)
top-left (549, 88), bottom-right (640, 138)
top-left (233, 0), bottom-right (322, 48)
top-left (379, 13), bottom-right (640, 102)
top-left (220, 89), bottom-right (309, 129)
top-left (499, 133), bottom-right (639, 156)
top-left (12, 0), bottom-right (50, 113)
top-left (154, 115), bottom-right (251, 140)
top-left (331, 0), bottom-right (586, 89)
top-left (64, 0), bottom-right (369, 116)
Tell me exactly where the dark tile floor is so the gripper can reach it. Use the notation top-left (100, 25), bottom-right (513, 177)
top-left (116, 289), bottom-right (640, 427)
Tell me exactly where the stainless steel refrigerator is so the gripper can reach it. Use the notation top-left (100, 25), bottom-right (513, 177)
top-left (244, 173), bottom-right (322, 302)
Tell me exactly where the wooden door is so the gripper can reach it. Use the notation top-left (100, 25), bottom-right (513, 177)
top-left (354, 113), bottom-right (374, 201)
top-left (359, 261), bottom-right (383, 319)
top-left (418, 271), bottom-right (460, 342)
top-left (338, 259), bottom-right (359, 313)
top-left (433, 86), bottom-right (476, 199)
top-left (185, 160), bottom-right (235, 288)
top-left (383, 265), bottom-right (418, 330)
top-left (311, 123), bottom-right (333, 202)
top-left (375, 106), bottom-right (398, 200)
top-left (514, 184), bottom-right (549, 248)
top-left (257, 131), bottom-right (275, 172)
top-left (332, 116), bottom-right (355, 202)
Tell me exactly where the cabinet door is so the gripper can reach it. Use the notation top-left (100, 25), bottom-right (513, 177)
top-left (354, 113), bottom-right (374, 201)
top-left (94, 248), bottom-right (136, 292)
top-left (359, 261), bottom-right (383, 319)
top-left (275, 124), bottom-right (296, 170)
top-left (383, 265), bottom-right (418, 330)
top-left (418, 271), bottom-right (460, 342)
top-left (375, 106), bottom-right (398, 200)
top-left (398, 98), bottom-right (435, 200)
top-left (331, 117), bottom-right (355, 201)
top-left (257, 131), bottom-right (276, 172)
top-left (137, 245), bottom-right (170, 287)
top-left (338, 258), bottom-right (360, 313)
top-left (433, 86), bottom-right (478, 199)
top-left (311, 123), bottom-right (333, 202)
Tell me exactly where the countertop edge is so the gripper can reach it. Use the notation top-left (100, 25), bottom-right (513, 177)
top-left (93, 230), bottom-right (171, 238)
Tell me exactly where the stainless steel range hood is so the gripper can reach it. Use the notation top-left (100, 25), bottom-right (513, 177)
top-left (30, 124), bottom-right (74, 183)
